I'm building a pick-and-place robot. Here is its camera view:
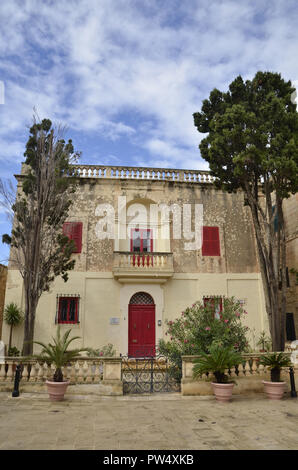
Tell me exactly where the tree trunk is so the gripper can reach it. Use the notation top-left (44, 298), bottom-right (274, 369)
top-left (278, 199), bottom-right (287, 351)
top-left (22, 283), bottom-right (38, 356)
top-left (8, 325), bottom-right (13, 352)
top-left (245, 183), bottom-right (285, 352)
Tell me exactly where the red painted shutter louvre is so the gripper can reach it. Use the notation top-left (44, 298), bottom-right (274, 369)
top-left (63, 222), bottom-right (73, 238)
top-left (202, 226), bottom-right (220, 256)
top-left (63, 222), bottom-right (83, 253)
top-left (72, 222), bottom-right (82, 253)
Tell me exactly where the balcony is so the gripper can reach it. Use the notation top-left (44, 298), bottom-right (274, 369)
top-left (71, 164), bottom-right (216, 184)
top-left (112, 251), bottom-right (174, 283)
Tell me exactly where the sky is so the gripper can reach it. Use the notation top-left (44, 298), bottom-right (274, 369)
top-left (0, 0), bottom-right (298, 264)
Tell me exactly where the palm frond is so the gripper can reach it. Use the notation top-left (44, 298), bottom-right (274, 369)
top-left (193, 344), bottom-right (242, 383)
top-left (30, 327), bottom-right (87, 381)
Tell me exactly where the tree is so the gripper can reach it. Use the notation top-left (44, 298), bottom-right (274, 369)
top-left (4, 302), bottom-right (23, 353)
top-left (193, 71), bottom-right (298, 351)
top-left (0, 116), bottom-right (80, 355)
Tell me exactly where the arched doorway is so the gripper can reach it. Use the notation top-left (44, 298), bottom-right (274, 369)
top-left (128, 292), bottom-right (155, 357)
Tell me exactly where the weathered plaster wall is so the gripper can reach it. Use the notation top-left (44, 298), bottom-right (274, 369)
top-left (0, 264), bottom-right (8, 339)
top-left (283, 194), bottom-right (298, 336)
top-left (66, 178), bottom-right (259, 274)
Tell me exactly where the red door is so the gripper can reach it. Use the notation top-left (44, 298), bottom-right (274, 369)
top-left (128, 304), bottom-right (155, 357)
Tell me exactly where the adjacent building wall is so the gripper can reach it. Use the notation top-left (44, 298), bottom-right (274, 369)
top-left (0, 264), bottom-right (8, 340)
top-left (284, 194), bottom-right (298, 338)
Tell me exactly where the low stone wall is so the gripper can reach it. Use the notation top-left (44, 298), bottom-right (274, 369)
top-left (1, 353), bottom-right (297, 398)
top-left (0, 356), bottom-right (123, 396)
top-left (181, 353), bottom-right (298, 396)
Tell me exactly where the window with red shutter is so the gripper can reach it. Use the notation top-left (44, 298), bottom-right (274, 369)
top-left (63, 222), bottom-right (83, 253)
top-left (204, 297), bottom-right (223, 319)
top-left (130, 229), bottom-right (153, 252)
top-left (202, 226), bottom-right (220, 256)
top-left (130, 229), bottom-right (153, 266)
top-left (57, 296), bottom-right (79, 324)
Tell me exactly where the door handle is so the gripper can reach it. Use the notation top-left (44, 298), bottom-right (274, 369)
top-left (132, 339), bottom-right (137, 343)
top-left (134, 323), bottom-right (136, 329)
top-left (147, 323), bottom-right (150, 329)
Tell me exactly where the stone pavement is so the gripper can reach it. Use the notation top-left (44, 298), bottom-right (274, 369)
top-left (0, 392), bottom-right (297, 450)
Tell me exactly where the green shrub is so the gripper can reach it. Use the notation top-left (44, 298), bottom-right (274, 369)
top-left (86, 343), bottom-right (116, 357)
top-left (8, 346), bottom-right (20, 357)
top-left (256, 330), bottom-right (272, 352)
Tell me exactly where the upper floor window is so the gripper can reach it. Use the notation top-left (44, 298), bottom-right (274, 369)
top-left (130, 229), bottom-right (153, 252)
top-left (204, 297), bottom-right (223, 319)
top-left (63, 222), bottom-right (83, 253)
top-left (202, 226), bottom-right (220, 256)
top-left (57, 296), bottom-right (80, 324)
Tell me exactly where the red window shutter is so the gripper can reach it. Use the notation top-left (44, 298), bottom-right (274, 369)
top-left (72, 222), bottom-right (82, 253)
top-left (202, 226), bottom-right (220, 256)
top-left (58, 297), bottom-right (79, 324)
top-left (63, 222), bottom-right (83, 253)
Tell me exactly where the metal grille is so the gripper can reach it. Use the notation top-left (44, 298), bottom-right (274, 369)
top-left (122, 351), bottom-right (180, 394)
top-left (129, 292), bottom-right (154, 304)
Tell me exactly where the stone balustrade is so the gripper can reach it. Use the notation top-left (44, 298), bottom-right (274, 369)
top-left (114, 251), bottom-right (172, 269)
top-left (70, 165), bottom-right (215, 183)
top-left (113, 251), bottom-right (174, 281)
top-left (0, 356), bottom-right (118, 385)
top-left (1, 352), bottom-right (296, 397)
top-left (181, 352), bottom-right (295, 396)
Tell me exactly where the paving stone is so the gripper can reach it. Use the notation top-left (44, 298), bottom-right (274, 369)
top-left (0, 392), bottom-right (298, 450)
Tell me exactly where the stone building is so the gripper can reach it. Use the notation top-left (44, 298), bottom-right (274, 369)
top-left (0, 264), bottom-right (8, 340)
top-left (283, 193), bottom-right (298, 341)
top-left (2, 164), bottom-right (276, 355)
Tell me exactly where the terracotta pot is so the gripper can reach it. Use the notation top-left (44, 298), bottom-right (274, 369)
top-left (262, 380), bottom-right (285, 400)
top-left (46, 380), bottom-right (70, 401)
top-left (211, 382), bottom-right (234, 402)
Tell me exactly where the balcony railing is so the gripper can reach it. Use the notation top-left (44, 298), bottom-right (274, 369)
top-left (70, 165), bottom-right (215, 183)
top-left (112, 251), bottom-right (174, 281)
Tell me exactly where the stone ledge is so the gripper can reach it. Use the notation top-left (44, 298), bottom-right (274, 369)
top-left (181, 372), bottom-right (296, 396)
top-left (0, 381), bottom-right (123, 396)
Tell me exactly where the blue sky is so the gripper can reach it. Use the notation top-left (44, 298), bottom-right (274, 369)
top-left (1, 0), bottom-right (298, 264)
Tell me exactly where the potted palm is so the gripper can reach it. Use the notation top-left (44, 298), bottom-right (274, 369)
top-left (32, 327), bottom-right (86, 401)
top-left (259, 352), bottom-right (292, 400)
top-left (193, 343), bottom-right (242, 402)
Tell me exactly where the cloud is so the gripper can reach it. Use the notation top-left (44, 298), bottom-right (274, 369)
top-left (0, 0), bottom-right (297, 171)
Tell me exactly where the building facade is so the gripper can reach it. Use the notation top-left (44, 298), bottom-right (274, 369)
top-left (284, 193), bottom-right (298, 341)
top-left (0, 264), bottom-right (8, 340)
top-left (2, 165), bottom-right (272, 355)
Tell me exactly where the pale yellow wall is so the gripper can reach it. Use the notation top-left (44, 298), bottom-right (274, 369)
top-left (283, 193), bottom-right (298, 337)
top-left (2, 270), bottom-right (268, 356)
top-left (163, 273), bottom-right (268, 348)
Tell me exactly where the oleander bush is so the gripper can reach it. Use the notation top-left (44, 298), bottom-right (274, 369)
top-left (158, 297), bottom-right (250, 381)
